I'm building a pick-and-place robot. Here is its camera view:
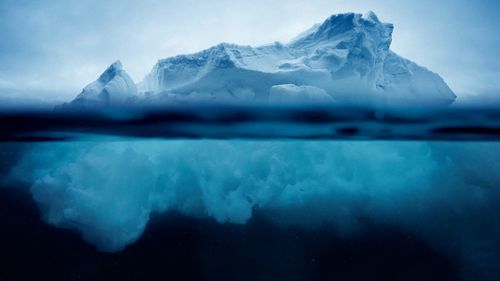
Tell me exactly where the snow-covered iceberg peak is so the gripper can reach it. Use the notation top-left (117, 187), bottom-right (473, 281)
top-left (290, 11), bottom-right (393, 51)
top-left (286, 11), bottom-right (396, 96)
top-left (71, 61), bottom-right (137, 107)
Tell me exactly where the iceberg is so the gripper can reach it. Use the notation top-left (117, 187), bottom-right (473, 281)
top-left (269, 84), bottom-right (333, 104)
top-left (70, 61), bottom-right (137, 107)
top-left (69, 12), bottom-right (455, 106)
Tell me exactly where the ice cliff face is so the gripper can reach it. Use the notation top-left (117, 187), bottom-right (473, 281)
top-left (71, 12), bottom-right (456, 106)
top-left (71, 61), bottom-right (137, 107)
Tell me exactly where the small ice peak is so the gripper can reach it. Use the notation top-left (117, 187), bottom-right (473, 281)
top-left (362, 11), bottom-right (381, 23)
top-left (98, 60), bottom-right (124, 83)
top-left (102, 60), bottom-right (124, 75)
top-left (323, 12), bottom-right (357, 26)
top-left (109, 60), bottom-right (123, 70)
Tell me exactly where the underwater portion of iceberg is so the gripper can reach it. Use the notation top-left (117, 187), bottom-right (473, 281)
top-left (8, 140), bottom-right (500, 281)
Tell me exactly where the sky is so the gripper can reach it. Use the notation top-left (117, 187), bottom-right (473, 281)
top-left (0, 0), bottom-right (499, 103)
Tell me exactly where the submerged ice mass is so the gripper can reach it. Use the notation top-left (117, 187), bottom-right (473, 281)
top-left (69, 12), bottom-right (455, 107)
top-left (9, 141), bottom-right (500, 280)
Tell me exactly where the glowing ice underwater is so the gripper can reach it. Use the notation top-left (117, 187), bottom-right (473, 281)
top-left (9, 140), bottom-right (500, 269)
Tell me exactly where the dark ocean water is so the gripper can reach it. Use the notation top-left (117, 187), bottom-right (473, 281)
top-left (0, 186), bottom-right (459, 281)
top-left (0, 106), bottom-right (499, 281)
top-left (1, 105), bottom-right (500, 141)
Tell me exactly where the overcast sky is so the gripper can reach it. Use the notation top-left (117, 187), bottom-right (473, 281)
top-left (0, 0), bottom-right (499, 102)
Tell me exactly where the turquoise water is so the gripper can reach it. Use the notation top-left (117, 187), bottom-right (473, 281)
top-left (1, 104), bottom-right (499, 280)
top-left (1, 139), bottom-right (499, 280)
